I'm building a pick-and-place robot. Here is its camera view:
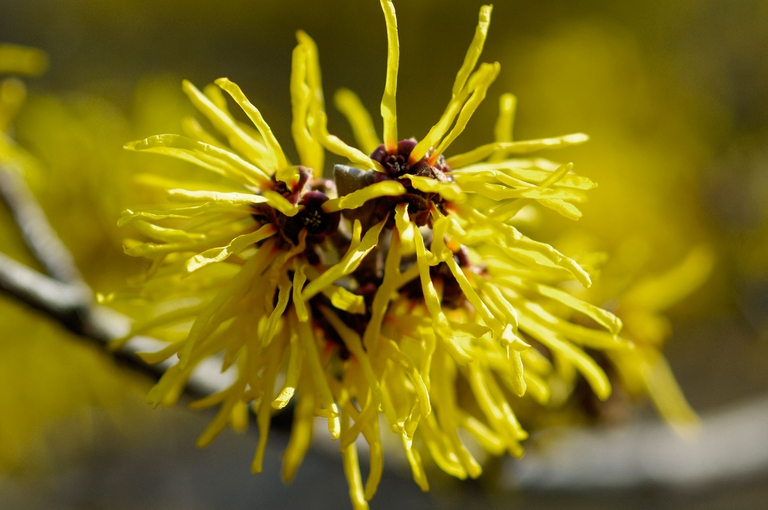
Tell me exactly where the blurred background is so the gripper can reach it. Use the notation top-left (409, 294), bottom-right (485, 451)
top-left (1, 0), bottom-right (767, 508)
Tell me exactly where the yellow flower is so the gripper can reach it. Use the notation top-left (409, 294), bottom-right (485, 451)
top-left (607, 244), bottom-right (713, 434)
top-left (117, 3), bottom-right (678, 509)
top-left (287, 2), bottom-right (634, 504)
top-left (116, 34), bottom-right (388, 486)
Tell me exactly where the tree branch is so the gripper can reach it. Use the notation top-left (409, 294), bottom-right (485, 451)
top-left (0, 168), bottom-right (84, 284)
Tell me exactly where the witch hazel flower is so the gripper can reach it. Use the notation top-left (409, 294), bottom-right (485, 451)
top-left (116, 3), bottom-right (642, 509)
top-left (306, 2), bottom-right (630, 502)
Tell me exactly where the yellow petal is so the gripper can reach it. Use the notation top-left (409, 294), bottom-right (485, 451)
top-left (451, 5), bottom-right (493, 97)
top-left (334, 88), bottom-right (381, 154)
top-left (290, 43), bottom-right (324, 174)
top-left (323, 180), bottom-right (405, 212)
top-left (301, 217), bottom-right (386, 301)
top-left (215, 77), bottom-right (288, 172)
top-left (447, 133), bottom-right (589, 168)
top-left (403, 174), bottom-right (464, 202)
top-left (185, 224), bottom-right (276, 273)
top-left (379, 0), bottom-right (399, 150)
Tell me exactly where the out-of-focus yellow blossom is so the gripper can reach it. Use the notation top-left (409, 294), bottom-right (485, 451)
top-left (0, 45), bottom-right (48, 171)
top-left (601, 244), bottom-right (713, 433)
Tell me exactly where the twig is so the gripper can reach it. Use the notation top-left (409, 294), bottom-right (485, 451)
top-left (0, 168), bottom-right (84, 284)
top-left (0, 165), bottom-right (235, 396)
top-left (0, 251), bottom-right (89, 330)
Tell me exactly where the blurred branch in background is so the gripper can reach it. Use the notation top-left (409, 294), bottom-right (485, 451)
top-left (2, 161), bottom-right (768, 491)
top-left (507, 395), bottom-right (768, 490)
top-left (0, 164), bottom-right (234, 397)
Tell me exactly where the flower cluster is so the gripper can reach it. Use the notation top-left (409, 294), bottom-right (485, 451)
top-left (118, 2), bottom-right (638, 508)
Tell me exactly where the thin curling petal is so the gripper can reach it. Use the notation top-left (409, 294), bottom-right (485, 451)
top-left (402, 175), bottom-right (463, 202)
top-left (311, 110), bottom-right (381, 172)
top-left (521, 314), bottom-right (612, 400)
top-left (446, 133), bottom-right (590, 169)
top-left (181, 80), bottom-right (273, 168)
top-left (290, 43), bottom-right (324, 174)
top-left (323, 180), bottom-right (406, 212)
top-left (641, 353), bottom-right (700, 433)
top-left (452, 5), bottom-right (493, 97)
top-left (215, 78), bottom-right (289, 173)
top-left (118, 203), bottom-right (250, 226)
top-left (319, 307), bottom-right (383, 449)
top-left (340, 411), bottom-right (369, 510)
top-left (252, 348), bottom-right (282, 473)
top-left (621, 245), bottom-right (714, 312)
top-left (185, 224), bottom-right (276, 273)
top-left (494, 93), bottom-right (517, 144)
top-left (125, 134), bottom-right (270, 186)
top-left (363, 209), bottom-right (405, 352)
top-left (335, 88), bottom-right (382, 154)
top-left (460, 205), bottom-right (593, 286)
top-left (166, 188), bottom-right (269, 205)
top-left (301, 217), bottom-right (387, 301)
top-left (292, 309), bottom-right (340, 439)
top-left (410, 83), bottom-right (470, 164)
top-left (379, 0), bottom-right (399, 150)
top-left (296, 31), bottom-right (325, 112)
top-left (489, 92), bottom-right (517, 164)
top-left (281, 385), bottom-right (314, 482)
top-left (272, 331), bottom-right (303, 409)
top-left (433, 62), bottom-right (500, 161)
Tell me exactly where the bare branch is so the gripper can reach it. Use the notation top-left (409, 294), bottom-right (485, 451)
top-left (0, 251), bottom-right (89, 325)
top-left (0, 168), bottom-right (85, 284)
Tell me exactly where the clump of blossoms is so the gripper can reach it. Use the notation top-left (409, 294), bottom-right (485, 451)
top-left (118, 2), bottom-right (645, 509)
